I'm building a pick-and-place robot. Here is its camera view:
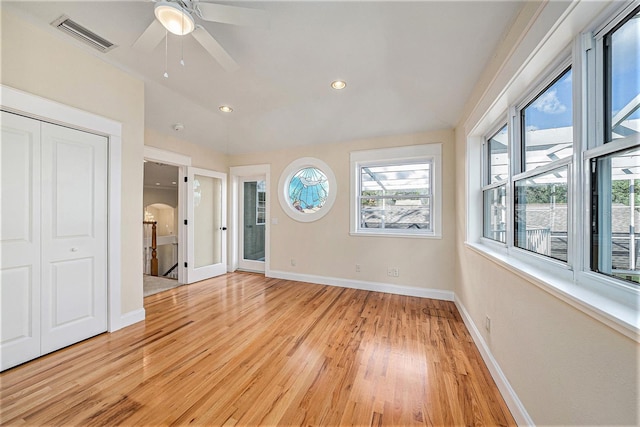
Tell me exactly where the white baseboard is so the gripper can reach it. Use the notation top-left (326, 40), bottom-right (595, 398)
top-left (454, 296), bottom-right (535, 427)
top-left (116, 308), bottom-right (146, 330)
top-left (267, 270), bottom-right (454, 301)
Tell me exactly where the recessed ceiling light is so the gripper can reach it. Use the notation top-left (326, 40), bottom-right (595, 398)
top-left (172, 181), bottom-right (177, 185)
top-left (155, 182), bottom-right (161, 186)
top-left (219, 105), bottom-right (233, 113)
top-left (331, 80), bottom-right (347, 90)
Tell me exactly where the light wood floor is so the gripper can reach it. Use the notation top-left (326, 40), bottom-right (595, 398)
top-left (1, 272), bottom-right (515, 426)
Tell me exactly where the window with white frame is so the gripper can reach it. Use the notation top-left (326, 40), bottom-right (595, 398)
top-left (588, 4), bottom-right (639, 285)
top-left (515, 66), bottom-right (572, 262)
top-left (350, 144), bottom-right (442, 238)
top-left (256, 180), bottom-right (266, 225)
top-left (477, 3), bottom-right (639, 289)
top-left (483, 124), bottom-right (508, 243)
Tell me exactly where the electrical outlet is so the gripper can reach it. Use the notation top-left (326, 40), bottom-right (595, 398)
top-left (387, 267), bottom-right (399, 277)
top-left (290, 258), bottom-right (296, 267)
top-left (355, 264), bottom-right (361, 272)
top-left (485, 316), bottom-right (491, 332)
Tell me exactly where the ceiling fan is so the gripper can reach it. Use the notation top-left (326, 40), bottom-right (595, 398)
top-left (133, 0), bottom-right (268, 72)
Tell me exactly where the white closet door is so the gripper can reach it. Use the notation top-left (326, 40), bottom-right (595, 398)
top-left (0, 112), bottom-right (42, 371)
top-left (40, 123), bottom-right (107, 354)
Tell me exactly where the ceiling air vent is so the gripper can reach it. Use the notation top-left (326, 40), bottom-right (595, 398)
top-left (51, 15), bottom-right (116, 53)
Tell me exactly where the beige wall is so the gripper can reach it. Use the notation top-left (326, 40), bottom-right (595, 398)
top-left (1, 9), bottom-right (145, 315)
top-left (230, 129), bottom-right (456, 291)
top-left (145, 128), bottom-right (228, 172)
top-left (454, 2), bottom-right (639, 425)
top-left (144, 187), bottom-right (178, 209)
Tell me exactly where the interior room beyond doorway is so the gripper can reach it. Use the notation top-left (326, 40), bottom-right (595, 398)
top-left (143, 161), bottom-right (181, 296)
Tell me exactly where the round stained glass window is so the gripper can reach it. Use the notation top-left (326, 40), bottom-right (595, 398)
top-left (278, 157), bottom-right (336, 222)
top-left (288, 167), bottom-right (329, 213)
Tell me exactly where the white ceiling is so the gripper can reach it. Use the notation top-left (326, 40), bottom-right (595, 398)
top-left (144, 160), bottom-right (179, 188)
top-left (4, 1), bottom-right (523, 155)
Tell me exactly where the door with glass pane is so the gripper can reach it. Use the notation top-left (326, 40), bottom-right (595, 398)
top-left (186, 168), bottom-right (227, 283)
top-left (239, 177), bottom-right (266, 272)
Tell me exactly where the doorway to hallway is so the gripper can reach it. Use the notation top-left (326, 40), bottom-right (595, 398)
top-left (143, 161), bottom-right (180, 295)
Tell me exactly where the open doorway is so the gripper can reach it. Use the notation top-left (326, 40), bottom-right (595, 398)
top-left (143, 161), bottom-right (181, 296)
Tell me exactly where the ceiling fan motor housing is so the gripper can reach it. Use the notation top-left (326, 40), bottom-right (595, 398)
top-left (154, 0), bottom-right (195, 35)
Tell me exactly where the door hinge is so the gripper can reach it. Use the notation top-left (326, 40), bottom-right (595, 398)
top-left (184, 262), bottom-right (188, 268)
top-left (184, 219), bottom-right (188, 225)
top-left (184, 176), bottom-right (188, 183)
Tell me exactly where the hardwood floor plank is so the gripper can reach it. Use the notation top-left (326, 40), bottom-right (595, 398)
top-left (0, 272), bottom-right (516, 426)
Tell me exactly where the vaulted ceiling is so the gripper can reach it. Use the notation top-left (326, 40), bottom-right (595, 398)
top-left (3, 1), bottom-right (523, 155)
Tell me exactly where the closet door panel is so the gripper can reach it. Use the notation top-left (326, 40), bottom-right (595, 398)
top-left (0, 112), bottom-right (42, 371)
top-left (40, 123), bottom-right (107, 354)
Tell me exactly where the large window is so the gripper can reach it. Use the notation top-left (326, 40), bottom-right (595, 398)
top-left (478, 4), bottom-right (639, 287)
top-left (473, 1), bottom-right (639, 339)
top-left (588, 5), bottom-right (640, 285)
top-left (351, 144), bottom-right (442, 238)
top-left (481, 64), bottom-right (574, 261)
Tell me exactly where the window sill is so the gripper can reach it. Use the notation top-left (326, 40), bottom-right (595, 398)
top-left (351, 231), bottom-right (442, 239)
top-left (465, 241), bottom-right (640, 342)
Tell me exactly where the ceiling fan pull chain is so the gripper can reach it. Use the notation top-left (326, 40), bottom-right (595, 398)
top-left (164, 29), bottom-right (169, 78)
top-left (180, 10), bottom-right (185, 67)
top-left (180, 34), bottom-right (185, 66)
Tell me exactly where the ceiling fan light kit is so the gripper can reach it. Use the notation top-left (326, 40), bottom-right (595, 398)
top-left (155, 1), bottom-right (195, 36)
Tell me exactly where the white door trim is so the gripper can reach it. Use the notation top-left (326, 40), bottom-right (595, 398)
top-left (143, 146), bottom-right (191, 284)
top-left (1, 84), bottom-right (128, 332)
top-left (230, 164), bottom-right (271, 275)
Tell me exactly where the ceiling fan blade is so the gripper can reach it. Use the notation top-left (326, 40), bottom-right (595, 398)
top-left (191, 26), bottom-right (239, 73)
top-left (133, 19), bottom-right (166, 52)
top-left (196, 3), bottom-right (268, 28)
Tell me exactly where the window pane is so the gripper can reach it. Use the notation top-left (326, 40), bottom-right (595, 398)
top-left (514, 167), bottom-right (568, 262)
top-left (360, 197), bottom-right (431, 230)
top-left (288, 167), bottom-right (329, 213)
top-left (606, 7), bottom-right (640, 143)
top-left (591, 147), bottom-right (639, 285)
top-left (522, 68), bottom-right (573, 171)
top-left (483, 185), bottom-right (507, 243)
top-left (361, 163), bottom-right (431, 196)
top-left (487, 125), bottom-right (508, 184)
top-left (256, 180), bottom-right (266, 225)
top-left (359, 161), bottom-right (433, 232)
